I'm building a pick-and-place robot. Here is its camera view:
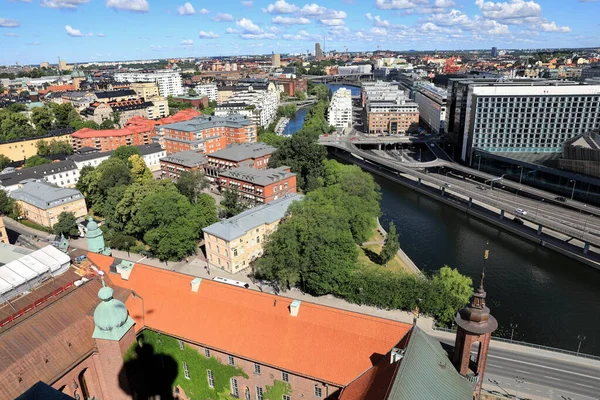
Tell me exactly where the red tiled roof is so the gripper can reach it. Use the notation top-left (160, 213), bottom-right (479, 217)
top-left (47, 84), bottom-right (76, 92)
top-left (87, 253), bottom-right (411, 386)
top-left (157, 109), bottom-right (201, 125)
top-left (72, 127), bottom-right (137, 138)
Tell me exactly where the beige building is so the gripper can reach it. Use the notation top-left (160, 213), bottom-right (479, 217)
top-left (10, 181), bottom-right (87, 228)
top-left (217, 86), bottom-right (235, 104)
top-left (202, 194), bottom-right (302, 273)
top-left (130, 82), bottom-right (160, 101)
top-left (0, 217), bottom-right (8, 244)
top-left (0, 132), bottom-right (73, 162)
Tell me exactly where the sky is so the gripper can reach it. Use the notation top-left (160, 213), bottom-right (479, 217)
top-left (0, 0), bottom-right (598, 65)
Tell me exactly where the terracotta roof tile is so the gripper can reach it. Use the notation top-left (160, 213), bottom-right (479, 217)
top-left (87, 253), bottom-right (411, 386)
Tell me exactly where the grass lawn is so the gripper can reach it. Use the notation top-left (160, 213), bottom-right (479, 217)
top-left (357, 242), bottom-right (413, 274)
top-left (366, 226), bottom-right (385, 243)
top-left (20, 219), bottom-right (52, 234)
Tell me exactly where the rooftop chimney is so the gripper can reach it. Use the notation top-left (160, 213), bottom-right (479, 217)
top-left (191, 277), bottom-right (202, 292)
top-left (289, 300), bottom-right (301, 317)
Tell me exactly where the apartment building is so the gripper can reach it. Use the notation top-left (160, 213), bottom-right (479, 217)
top-left (271, 77), bottom-right (307, 96)
top-left (10, 181), bottom-right (87, 228)
top-left (204, 142), bottom-right (276, 180)
top-left (215, 85), bottom-right (279, 127)
top-left (328, 88), bottom-right (353, 130)
top-left (0, 129), bottom-right (73, 162)
top-left (203, 193), bottom-right (303, 273)
top-left (72, 124), bottom-right (156, 152)
top-left (130, 82), bottom-right (160, 100)
top-left (194, 83), bottom-right (218, 102)
top-left (219, 166), bottom-right (296, 204)
top-left (414, 83), bottom-right (448, 135)
top-left (217, 86), bottom-right (235, 104)
top-left (94, 89), bottom-right (137, 103)
top-left (113, 69), bottom-right (184, 97)
top-left (160, 150), bottom-right (207, 179)
top-left (362, 81), bottom-right (419, 135)
top-left (162, 115), bottom-right (257, 155)
top-left (445, 79), bottom-right (600, 161)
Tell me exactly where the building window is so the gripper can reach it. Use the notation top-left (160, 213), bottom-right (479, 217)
top-left (283, 395), bottom-right (290, 400)
top-left (207, 370), bottom-right (214, 388)
top-left (205, 348), bottom-right (211, 358)
top-left (282, 372), bottom-right (289, 383)
top-left (256, 387), bottom-right (264, 400)
top-left (245, 388), bottom-right (251, 400)
top-left (183, 361), bottom-right (190, 379)
top-left (178, 340), bottom-right (184, 350)
top-left (314, 386), bottom-right (322, 398)
top-left (254, 363), bottom-right (261, 375)
top-left (228, 355), bottom-right (235, 366)
top-left (231, 378), bottom-right (239, 397)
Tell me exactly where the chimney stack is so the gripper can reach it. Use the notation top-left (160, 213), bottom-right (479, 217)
top-left (289, 300), bottom-right (301, 317)
top-left (191, 277), bottom-right (202, 292)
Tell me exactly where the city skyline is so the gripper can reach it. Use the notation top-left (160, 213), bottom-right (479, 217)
top-left (0, 0), bottom-right (599, 65)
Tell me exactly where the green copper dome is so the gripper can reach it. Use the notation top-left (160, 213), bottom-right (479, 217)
top-left (92, 280), bottom-right (135, 341)
top-left (86, 217), bottom-right (99, 233)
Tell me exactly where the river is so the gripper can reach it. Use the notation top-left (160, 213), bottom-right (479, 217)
top-left (320, 84), bottom-right (600, 356)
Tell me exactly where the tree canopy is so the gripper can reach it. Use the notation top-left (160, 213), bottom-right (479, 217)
top-left (220, 189), bottom-right (251, 218)
top-left (381, 221), bottom-right (400, 265)
top-left (36, 139), bottom-right (73, 156)
top-left (24, 155), bottom-right (51, 168)
top-left (112, 145), bottom-right (141, 164)
top-left (176, 170), bottom-right (210, 204)
top-left (53, 212), bottom-right (79, 238)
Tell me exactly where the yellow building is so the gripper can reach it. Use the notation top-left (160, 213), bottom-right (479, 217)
top-left (130, 82), bottom-right (160, 101)
top-left (202, 194), bottom-right (302, 273)
top-left (10, 181), bottom-right (87, 228)
top-left (0, 132), bottom-right (73, 162)
top-left (0, 217), bottom-right (8, 244)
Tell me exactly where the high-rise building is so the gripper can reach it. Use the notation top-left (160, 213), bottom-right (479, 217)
top-left (114, 69), bottom-right (184, 97)
top-left (328, 88), bottom-right (353, 129)
top-left (491, 47), bottom-right (498, 58)
top-left (315, 42), bottom-right (323, 60)
top-left (414, 82), bottom-right (447, 135)
top-left (272, 53), bottom-right (281, 68)
top-left (445, 79), bottom-right (600, 161)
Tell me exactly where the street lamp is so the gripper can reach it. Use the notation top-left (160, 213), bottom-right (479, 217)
top-left (510, 323), bottom-right (518, 342)
top-left (131, 290), bottom-right (145, 327)
top-left (570, 179), bottom-right (576, 200)
top-left (476, 154), bottom-right (481, 171)
top-left (577, 334), bottom-right (586, 356)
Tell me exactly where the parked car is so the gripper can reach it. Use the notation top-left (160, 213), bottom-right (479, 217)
top-left (515, 208), bottom-right (527, 215)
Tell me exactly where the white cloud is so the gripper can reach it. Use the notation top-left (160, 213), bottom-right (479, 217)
top-left (4, 32), bottom-right (19, 37)
top-left (0, 18), bottom-right (20, 28)
top-left (240, 33), bottom-right (276, 40)
top-left (106, 0), bottom-right (149, 12)
top-left (198, 30), bottom-right (220, 38)
top-left (65, 25), bottom-right (84, 37)
top-left (428, 9), bottom-right (471, 27)
top-left (365, 13), bottom-right (390, 27)
top-left (241, 0), bottom-right (253, 5)
top-left (475, 0), bottom-right (541, 22)
top-left (198, 8), bottom-right (209, 14)
top-left (263, 0), bottom-right (300, 14)
top-left (319, 18), bottom-right (345, 26)
top-left (213, 12), bottom-right (234, 21)
top-left (27, 41), bottom-right (41, 45)
top-left (41, 0), bottom-right (89, 9)
top-left (370, 27), bottom-right (388, 35)
top-left (97, 32), bottom-right (106, 37)
top-left (226, 27), bottom-right (239, 34)
top-left (181, 39), bottom-right (194, 46)
top-left (540, 21), bottom-right (571, 32)
top-left (300, 3), bottom-right (347, 18)
top-left (272, 15), bottom-right (311, 25)
top-left (177, 2), bottom-right (195, 15)
top-left (375, 0), bottom-right (427, 10)
top-left (236, 18), bottom-right (262, 34)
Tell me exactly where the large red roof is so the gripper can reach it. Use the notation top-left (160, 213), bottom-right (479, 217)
top-left (157, 109), bottom-right (201, 125)
top-left (72, 127), bottom-right (138, 138)
top-left (87, 253), bottom-right (411, 386)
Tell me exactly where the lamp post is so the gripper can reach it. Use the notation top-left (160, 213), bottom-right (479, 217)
top-left (476, 154), bottom-right (481, 171)
top-left (570, 179), bottom-right (576, 200)
top-left (510, 323), bottom-right (518, 342)
top-left (131, 290), bottom-right (145, 327)
top-left (515, 166), bottom-right (524, 198)
top-left (577, 334), bottom-right (586, 356)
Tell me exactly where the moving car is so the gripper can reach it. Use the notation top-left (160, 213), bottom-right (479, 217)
top-left (515, 208), bottom-right (527, 216)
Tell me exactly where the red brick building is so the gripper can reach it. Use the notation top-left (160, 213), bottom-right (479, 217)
top-left (159, 150), bottom-right (207, 179)
top-left (204, 142), bottom-right (276, 180)
top-left (219, 165), bottom-right (296, 204)
top-left (172, 95), bottom-right (209, 109)
top-left (272, 77), bottom-right (308, 96)
top-left (71, 125), bottom-right (156, 152)
top-left (162, 114), bottom-right (257, 155)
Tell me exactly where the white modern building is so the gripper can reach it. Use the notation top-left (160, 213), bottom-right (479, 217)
top-left (414, 83), bottom-right (447, 135)
top-left (338, 64), bottom-right (372, 75)
top-left (446, 80), bottom-right (600, 160)
top-left (113, 69), bottom-right (184, 97)
top-left (215, 84), bottom-right (279, 128)
top-left (328, 88), bottom-right (353, 130)
top-left (194, 83), bottom-right (218, 102)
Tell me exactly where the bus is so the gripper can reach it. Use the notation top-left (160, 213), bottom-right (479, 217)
top-left (212, 276), bottom-right (250, 289)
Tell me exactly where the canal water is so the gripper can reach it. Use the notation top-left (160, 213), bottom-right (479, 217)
top-left (318, 84), bottom-right (600, 355)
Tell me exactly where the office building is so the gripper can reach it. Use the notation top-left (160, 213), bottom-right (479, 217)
top-left (10, 181), bottom-right (87, 228)
top-left (272, 53), bottom-right (281, 68)
top-left (362, 81), bottom-right (419, 135)
top-left (219, 165), bottom-right (296, 204)
top-left (414, 83), bottom-right (448, 135)
top-left (271, 77), bottom-right (307, 97)
top-left (194, 83), bottom-right (218, 102)
top-left (327, 88), bottom-right (353, 130)
top-left (491, 47), bottom-right (498, 58)
top-left (162, 115), bottom-right (257, 154)
top-left (205, 142), bottom-right (276, 180)
top-left (445, 79), bottom-right (600, 161)
top-left (159, 150), bottom-right (207, 179)
top-left (560, 130), bottom-right (600, 178)
top-left (315, 42), bottom-right (323, 60)
top-left (203, 193), bottom-right (303, 273)
top-left (113, 69), bottom-right (184, 97)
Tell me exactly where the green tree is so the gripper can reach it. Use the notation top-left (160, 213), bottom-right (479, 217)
top-left (70, 120), bottom-right (99, 130)
top-left (109, 232), bottom-right (138, 252)
top-left (380, 222), bottom-right (400, 265)
top-left (100, 119), bottom-right (115, 130)
top-left (31, 106), bottom-right (54, 134)
top-left (0, 189), bottom-right (18, 217)
top-left (112, 145), bottom-right (141, 164)
top-left (112, 111), bottom-right (122, 128)
top-left (0, 154), bottom-right (11, 170)
top-left (258, 130), bottom-right (287, 148)
top-left (310, 84), bottom-right (329, 101)
top-left (220, 189), bottom-right (251, 218)
top-left (85, 158), bottom-right (133, 214)
top-left (24, 155), bottom-right (51, 168)
top-left (7, 103), bottom-right (27, 113)
top-left (295, 90), bottom-right (306, 100)
top-left (176, 170), bottom-right (210, 204)
top-left (52, 212), bottom-right (79, 238)
top-left (277, 104), bottom-right (297, 118)
top-left (188, 88), bottom-right (197, 96)
top-left (36, 139), bottom-right (73, 156)
top-left (426, 267), bottom-right (473, 325)
top-left (0, 112), bottom-right (34, 140)
top-left (75, 165), bottom-right (95, 195)
top-left (129, 154), bottom-right (153, 183)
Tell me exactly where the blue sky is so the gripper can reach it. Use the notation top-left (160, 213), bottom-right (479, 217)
top-left (0, 0), bottom-right (598, 65)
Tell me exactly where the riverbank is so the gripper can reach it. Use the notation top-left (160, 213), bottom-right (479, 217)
top-left (373, 218), bottom-right (422, 275)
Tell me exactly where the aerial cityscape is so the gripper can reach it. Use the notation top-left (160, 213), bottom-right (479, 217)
top-left (1, 1), bottom-right (600, 400)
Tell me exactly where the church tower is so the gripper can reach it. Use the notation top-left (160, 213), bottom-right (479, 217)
top-left (453, 272), bottom-right (498, 399)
